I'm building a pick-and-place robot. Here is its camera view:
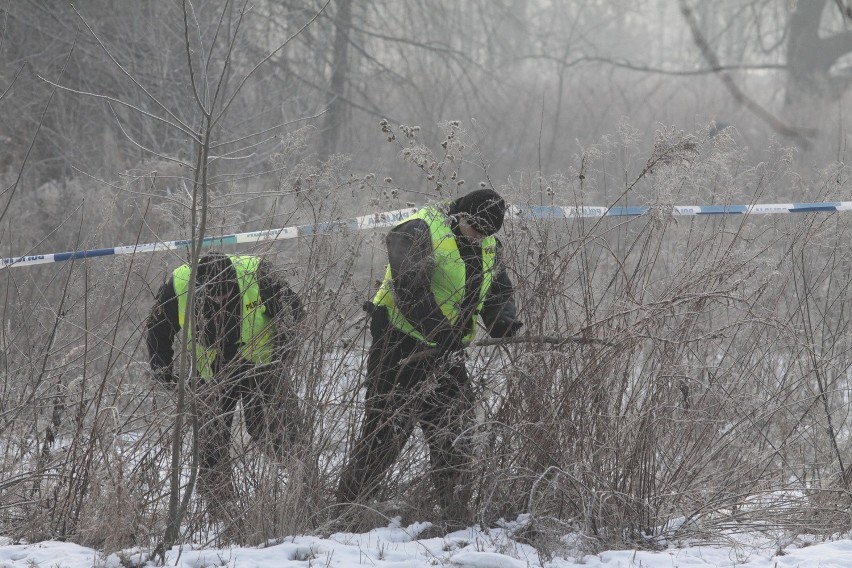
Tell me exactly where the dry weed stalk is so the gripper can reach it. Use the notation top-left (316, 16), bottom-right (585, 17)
top-left (2, 122), bottom-right (852, 555)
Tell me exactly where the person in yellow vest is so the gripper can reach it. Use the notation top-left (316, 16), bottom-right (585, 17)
top-left (145, 253), bottom-right (304, 509)
top-left (337, 188), bottom-right (522, 526)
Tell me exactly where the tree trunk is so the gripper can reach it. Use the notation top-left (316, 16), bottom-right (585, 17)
top-left (784, 0), bottom-right (852, 115)
top-left (318, 0), bottom-right (353, 160)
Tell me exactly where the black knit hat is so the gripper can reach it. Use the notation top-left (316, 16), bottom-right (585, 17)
top-left (451, 188), bottom-right (506, 235)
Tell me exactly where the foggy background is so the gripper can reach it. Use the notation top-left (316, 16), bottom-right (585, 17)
top-left (2, 1), bottom-right (849, 234)
top-left (4, 0), bottom-right (852, 557)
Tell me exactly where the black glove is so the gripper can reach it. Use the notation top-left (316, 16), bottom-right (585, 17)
top-left (504, 319), bottom-right (524, 337)
top-left (490, 317), bottom-right (523, 338)
top-left (152, 367), bottom-right (178, 388)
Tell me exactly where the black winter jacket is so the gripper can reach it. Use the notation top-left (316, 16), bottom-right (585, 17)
top-left (382, 203), bottom-right (520, 344)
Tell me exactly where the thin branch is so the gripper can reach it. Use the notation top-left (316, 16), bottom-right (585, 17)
top-left (210, 108), bottom-right (326, 150)
top-left (679, 0), bottom-right (815, 149)
top-left (516, 52), bottom-right (787, 77)
top-left (208, 0), bottom-right (249, 116)
top-left (0, 0), bottom-right (21, 103)
top-left (71, 166), bottom-right (193, 213)
top-left (211, 0), bottom-right (331, 128)
top-left (70, 4), bottom-right (195, 135)
top-left (399, 334), bottom-right (613, 366)
top-left (336, 18), bottom-right (490, 73)
top-left (181, 0), bottom-right (211, 116)
top-left (106, 103), bottom-right (195, 170)
top-left (0, 62), bottom-right (24, 104)
top-left (0, 34), bottom-right (74, 225)
top-left (38, 75), bottom-right (199, 140)
top-left (0, 0), bottom-right (7, 54)
top-left (795, 248), bottom-right (848, 487)
top-left (834, 0), bottom-right (852, 19)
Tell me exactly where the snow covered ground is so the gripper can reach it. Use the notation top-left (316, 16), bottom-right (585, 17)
top-left (2, 518), bottom-right (851, 568)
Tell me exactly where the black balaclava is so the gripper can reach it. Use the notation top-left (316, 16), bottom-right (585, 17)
top-left (447, 190), bottom-right (505, 328)
top-left (449, 188), bottom-right (506, 235)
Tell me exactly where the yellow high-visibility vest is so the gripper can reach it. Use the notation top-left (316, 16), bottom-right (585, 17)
top-left (373, 206), bottom-right (495, 345)
top-left (173, 255), bottom-right (275, 380)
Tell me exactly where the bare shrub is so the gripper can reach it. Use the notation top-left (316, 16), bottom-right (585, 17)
top-left (4, 120), bottom-right (852, 556)
top-left (448, 124), bottom-right (852, 553)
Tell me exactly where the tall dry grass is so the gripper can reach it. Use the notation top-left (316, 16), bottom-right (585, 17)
top-left (2, 122), bottom-right (852, 559)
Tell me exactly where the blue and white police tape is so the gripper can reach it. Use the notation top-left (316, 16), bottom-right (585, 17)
top-left (3, 200), bottom-right (852, 269)
top-left (0, 207), bottom-right (417, 269)
top-left (515, 201), bottom-right (852, 219)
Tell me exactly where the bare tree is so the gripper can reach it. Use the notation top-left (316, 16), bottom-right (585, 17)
top-left (785, 0), bottom-right (852, 109)
top-left (318, 0), bottom-right (353, 159)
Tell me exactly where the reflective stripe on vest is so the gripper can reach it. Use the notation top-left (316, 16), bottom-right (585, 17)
top-left (373, 206), bottom-right (496, 345)
top-left (173, 255), bottom-right (275, 380)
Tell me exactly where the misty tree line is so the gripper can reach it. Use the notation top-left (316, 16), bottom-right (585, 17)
top-left (2, 1), bottom-right (851, 184)
top-left (2, 0), bottom-right (851, 267)
top-left (3, 0), bottom-right (852, 559)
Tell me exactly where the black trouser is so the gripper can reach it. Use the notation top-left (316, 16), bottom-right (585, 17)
top-left (198, 360), bottom-right (301, 505)
top-left (337, 307), bottom-right (474, 518)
